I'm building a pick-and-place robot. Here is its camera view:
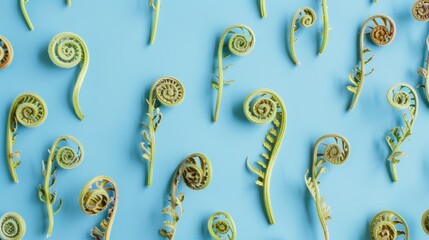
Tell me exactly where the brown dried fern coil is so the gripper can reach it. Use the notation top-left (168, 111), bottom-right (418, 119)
top-left (0, 36), bottom-right (13, 69)
top-left (413, 0), bottom-right (429, 22)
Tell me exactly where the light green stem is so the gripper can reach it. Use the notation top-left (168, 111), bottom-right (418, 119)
top-left (20, 0), bottom-right (34, 31)
top-left (146, 90), bottom-right (156, 186)
top-left (67, 0), bottom-right (71, 6)
top-left (44, 156), bottom-right (55, 238)
top-left (6, 118), bottom-right (18, 183)
top-left (213, 35), bottom-right (226, 123)
top-left (73, 50), bottom-right (89, 120)
top-left (319, 0), bottom-right (329, 54)
top-left (260, 0), bottom-right (266, 18)
top-left (150, 0), bottom-right (161, 45)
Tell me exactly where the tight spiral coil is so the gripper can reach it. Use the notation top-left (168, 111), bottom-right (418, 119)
top-left (0, 36), bottom-right (13, 69)
top-left (244, 89), bottom-right (281, 125)
top-left (48, 32), bottom-right (89, 120)
top-left (318, 135), bottom-right (350, 165)
top-left (208, 212), bottom-right (236, 240)
top-left (412, 0), bottom-right (429, 22)
top-left (80, 176), bottom-right (118, 240)
top-left (387, 83), bottom-right (417, 110)
top-left (370, 211), bottom-right (408, 240)
top-left (154, 77), bottom-right (185, 107)
top-left (365, 15), bottom-right (396, 46)
top-left (0, 212), bottom-right (26, 240)
top-left (54, 136), bottom-right (84, 169)
top-left (225, 25), bottom-right (255, 57)
top-left (422, 209), bottom-right (429, 235)
top-left (299, 8), bottom-right (317, 27)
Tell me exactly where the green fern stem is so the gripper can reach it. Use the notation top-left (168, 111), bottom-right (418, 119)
top-left (150, 0), bottom-right (161, 45)
top-left (314, 192), bottom-right (329, 240)
top-left (289, 7), bottom-right (317, 65)
top-left (73, 57), bottom-right (89, 120)
top-left (418, 36), bottom-right (429, 103)
top-left (67, 0), bottom-right (71, 6)
top-left (213, 47), bottom-right (225, 123)
top-left (260, 0), bottom-right (267, 18)
top-left (20, 0), bottom-right (34, 31)
top-left (6, 123), bottom-right (18, 183)
top-left (319, 0), bottom-right (329, 54)
top-left (44, 151), bottom-right (56, 238)
top-left (146, 89), bottom-right (157, 186)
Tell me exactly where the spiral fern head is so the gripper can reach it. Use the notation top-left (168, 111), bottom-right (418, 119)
top-left (49, 32), bottom-right (87, 68)
top-left (387, 83), bottom-right (416, 110)
top-left (244, 89), bottom-right (279, 125)
top-left (154, 77), bottom-right (185, 107)
top-left (0, 212), bottom-right (26, 240)
top-left (370, 211), bottom-right (408, 240)
top-left (14, 93), bottom-right (48, 128)
top-left (421, 209), bottom-right (429, 235)
top-left (56, 143), bottom-right (84, 169)
top-left (367, 15), bottom-right (396, 46)
top-left (208, 212), bottom-right (236, 240)
top-left (300, 8), bottom-right (317, 27)
top-left (228, 32), bottom-right (254, 56)
top-left (0, 36), bottom-right (13, 69)
top-left (412, 0), bottom-right (429, 22)
top-left (180, 153), bottom-right (212, 190)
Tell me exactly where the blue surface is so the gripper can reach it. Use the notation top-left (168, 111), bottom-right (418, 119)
top-left (1, 0), bottom-right (429, 239)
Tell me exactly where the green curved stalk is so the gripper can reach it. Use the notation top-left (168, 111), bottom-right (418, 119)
top-left (259, 0), bottom-right (266, 18)
top-left (160, 153), bottom-right (212, 239)
top-left (212, 24), bottom-right (255, 122)
top-left (6, 93), bottom-right (48, 183)
top-left (347, 15), bottom-right (396, 110)
top-left (370, 210), bottom-right (409, 239)
top-left (20, 0), bottom-right (34, 31)
top-left (38, 136), bottom-right (84, 238)
top-left (289, 7), bottom-right (317, 65)
top-left (0, 212), bottom-right (26, 240)
top-left (80, 176), bottom-right (118, 240)
top-left (208, 211), bottom-right (236, 240)
top-left (385, 83), bottom-right (418, 182)
top-left (141, 77), bottom-right (185, 186)
top-left (417, 35), bottom-right (429, 103)
top-left (48, 32), bottom-right (89, 120)
top-left (319, 0), bottom-right (330, 54)
top-left (244, 89), bottom-right (286, 224)
top-left (150, 0), bottom-right (161, 45)
top-left (304, 134), bottom-right (350, 240)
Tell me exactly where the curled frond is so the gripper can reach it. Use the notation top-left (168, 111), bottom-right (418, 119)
top-left (208, 212), bottom-right (236, 240)
top-left (0, 36), bottom-right (13, 69)
top-left (412, 0), bottom-right (429, 22)
top-left (370, 210), bottom-right (409, 240)
top-left (0, 212), bottom-right (26, 240)
top-left (290, 7), bottom-right (316, 65)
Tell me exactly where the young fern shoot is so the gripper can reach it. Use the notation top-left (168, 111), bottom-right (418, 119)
top-left (412, 0), bottom-right (429, 22)
top-left (212, 24), bottom-right (255, 122)
top-left (385, 83), bottom-right (418, 182)
top-left (370, 210), bottom-right (409, 239)
top-left (6, 93), bottom-right (48, 183)
top-left (244, 89), bottom-right (286, 225)
top-left (38, 136), bottom-right (84, 238)
top-left (140, 77), bottom-right (185, 186)
top-left (49, 32), bottom-right (89, 120)
top-left (20, 0), bottom-right (34, 31)
top-left (289, 7), bottom-right (317, 65)
top-left (0, 36), bottom-right (14, 69)
top-left (318, 0), bottom-right (331, 54)
top-left (0, 212), bottom-right (26, 240)
top-left (259, 0), bottom-right (267, 18)
top-left (149, 0), bottom-right (161, 44)
top-left (208, 212), bottom-right (236, 240)
top-left (160, 153), bottom-right (212, 240)
top-left (347, 15), bottom-right (396, 110)
top-left (80, 176), bottom-right (118, 240)
top-left (304, 134), bottom-right (350, 240)
top-left (417, 36), bottom-right (429, 104)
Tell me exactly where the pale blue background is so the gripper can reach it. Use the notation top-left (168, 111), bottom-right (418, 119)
top-left (1, 0), bottom-right (428, 239)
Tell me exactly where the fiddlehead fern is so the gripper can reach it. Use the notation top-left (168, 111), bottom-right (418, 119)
top-left (20, 0), bottom-right (34, 31)
top-left (385, 83), bottom-right (418, 182)
top-left (259, 0), bottom-right (267, 18)
top-left (412, 0), bottom-right (429, 22)
top-left (417, 36), bottom-right (429, 104)
top-left (212, 24), bottom-right (255, 122)
top-left (422, 209), bottom-right (429, 235)
top-left (6, 93), bottom-right (48, 183)
top-left (289, 7), bottom-right (317, 65)
top-left (208, 212), bottom-right (236, 240)
top-left (48, 32), bottom-right (89, 120)
top-left (0, 36), bottom-right (13, 69)
top-left (140, 76), bottom-right (185, 186)
top-left (304, 134), bottom-right (350, 240)
top-left (160, 153), bottom-right (212, 240)
top-left (0, 212), bottom-right (26, 240)
top-left (244, 89), bottom-right (286, 225)
top-left (80, 176), bottom-right (118, 240)
top-left (318, 0), bottom-right (331, 54)
top-left (38, 136), bottom-right (84, 238)
top-left (370, 210), bottom-right (409, 240)
top-left (149, 0), bottom-right (161, 45)
top-left (347, 15), bottom-right (396, 110)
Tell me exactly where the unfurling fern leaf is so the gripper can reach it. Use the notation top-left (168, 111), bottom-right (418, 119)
top-left (304, 134), bottom-right (350, 240)
top-left (141, 77), bottom-right (185, 186)
top-left (347, 15), bottom-right (396, 110)
top-left (244, 89), bottom-right (287, 225)
top-left (385, 83), bottom-right (418, 182)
